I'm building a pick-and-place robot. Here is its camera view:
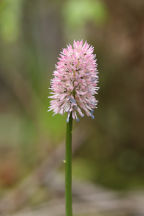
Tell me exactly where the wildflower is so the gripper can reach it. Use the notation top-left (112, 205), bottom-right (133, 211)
top-left (49, 40), bottom-right (99, 121)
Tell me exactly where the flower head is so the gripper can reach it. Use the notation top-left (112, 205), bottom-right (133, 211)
top-left (49, 40), bottom-right (99, 121)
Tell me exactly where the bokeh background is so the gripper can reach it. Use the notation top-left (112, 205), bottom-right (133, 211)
top-left (0, 0), bottom-right (144, 215)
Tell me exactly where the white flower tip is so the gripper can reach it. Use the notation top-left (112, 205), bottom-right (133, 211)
top-left (76, 117), bottom-right (80, 122)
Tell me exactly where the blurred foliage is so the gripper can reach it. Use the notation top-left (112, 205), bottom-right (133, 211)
top-left (72, 158), bottom-right (96, 181)
top-left (63, 0), bottom-right (108, 27)
top-left (0, 0), bottom-right (23, 42)
top-left (63, 0), bottom-right (108, 39)
top-left (0, 0), bottom-right (144, 194)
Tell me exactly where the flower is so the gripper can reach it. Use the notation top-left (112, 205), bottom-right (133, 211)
top-left (49, 40), bottom-right (99, 121)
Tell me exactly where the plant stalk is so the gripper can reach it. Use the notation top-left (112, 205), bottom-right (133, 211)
top-left (65, 112), bottom-right (73, 216)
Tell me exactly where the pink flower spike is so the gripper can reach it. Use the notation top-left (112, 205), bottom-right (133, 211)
top-left (49, 40), bottom-right (99, 121)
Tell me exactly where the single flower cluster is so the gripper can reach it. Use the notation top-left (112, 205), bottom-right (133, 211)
top-left (49, 40), bottom-right (99, 121)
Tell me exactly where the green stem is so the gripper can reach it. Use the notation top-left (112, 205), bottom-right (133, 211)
top-left (65, 112), bottom-right (73, 216)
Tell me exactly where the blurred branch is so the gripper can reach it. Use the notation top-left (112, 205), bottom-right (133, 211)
top-left (12, 178), bottom-right (144, 216)
top-left (0, 129), bottom-right (86, 215)
top-left (8, 176), bottom-right (144, 216)
top-left (1, 127), bottom-right (144, 216)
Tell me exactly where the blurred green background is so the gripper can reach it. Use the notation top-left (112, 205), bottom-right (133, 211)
top-left (0, 0), bottom-right (144, 215)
